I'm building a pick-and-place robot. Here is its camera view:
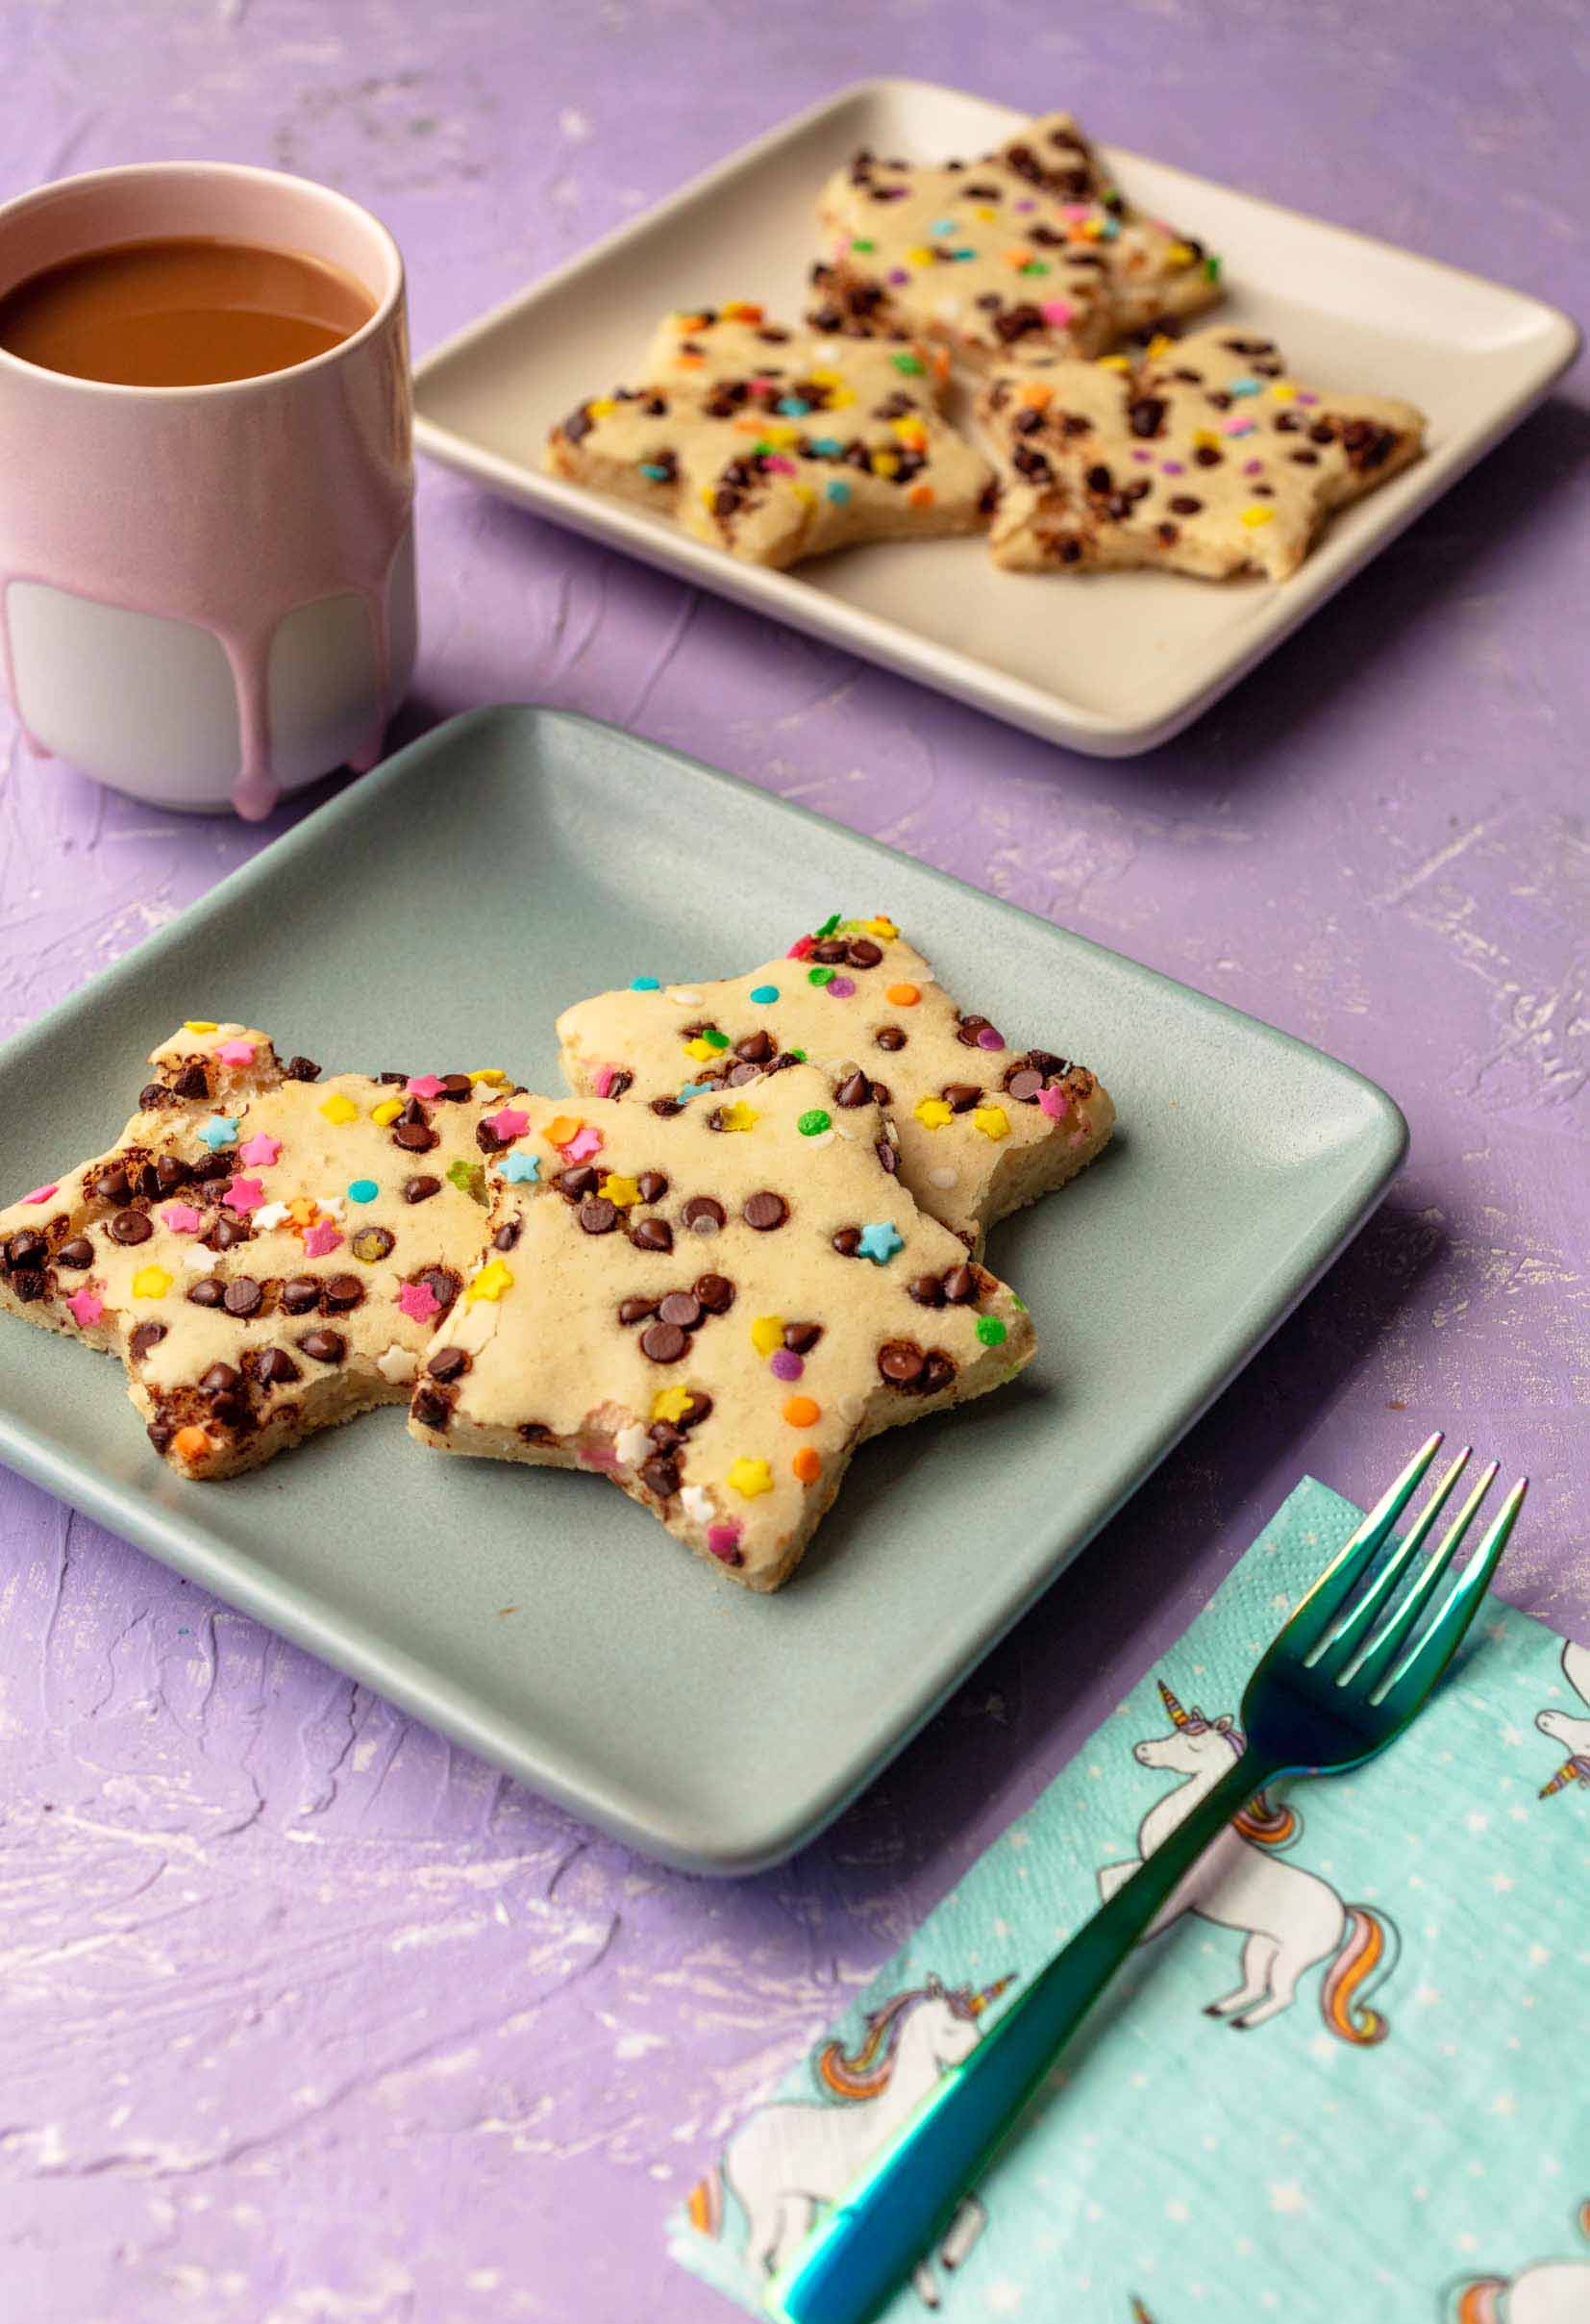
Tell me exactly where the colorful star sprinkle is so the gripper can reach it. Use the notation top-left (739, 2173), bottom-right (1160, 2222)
top-left (857, 1222), bottom-right (905, 1265)
top-left (500, 1151), bottom-right (540, 1185)
top-left (237, 1132), bottom-right (282, 1167)
top-left (198, 1115), bottom-right (239, 1151)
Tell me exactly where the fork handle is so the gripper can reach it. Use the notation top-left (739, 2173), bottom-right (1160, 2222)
top-left (771, 1746), bottom-right (1281, 2324)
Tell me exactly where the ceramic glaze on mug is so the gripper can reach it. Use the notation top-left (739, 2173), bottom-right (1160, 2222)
top-left (0, 163), bottom-right (416, 817)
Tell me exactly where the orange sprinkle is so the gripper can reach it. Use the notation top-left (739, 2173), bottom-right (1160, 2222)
top-left (1017, 381), bottom-right (1054, 410)
top-left (907, 484), bottom-right (935, 509)
top-left (544, 1114), bottom-right (582, 1146)
top-left (783, 1395), bottom-right (820, 1429)
top-left (1003, 246), bottom-right (1033, 268)
top-left (676, 352), bottom-right (705, 369)
top-left (721, 300), bottom-right (764, 322)
top-left (792, 1447), bottom-right (822, 1485)
top-left (886, 982), bottom-right (921, 1007)
top-left (172, 1426), bottom-right (210, 1463)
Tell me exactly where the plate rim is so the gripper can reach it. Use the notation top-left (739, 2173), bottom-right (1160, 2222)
top-left (411, 76), bottom-right (1581, 760)
top-left (0, 704), bottom-right (1408, 1871)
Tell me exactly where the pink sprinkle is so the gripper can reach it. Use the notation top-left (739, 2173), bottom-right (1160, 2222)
top-left (591, 1065), bottom-right (616, 1099)
top-left (406, 1073), bottom-right (446, 1099)
top-left (787, 935), bottom-right (815, 959)
top-left (1159, 460), bottom-right (1185, 475)
top-left (579, 1442), bottom-right (619, 1472)
top-left (769, 1348), bottom-right (804, 1382)
top-left (749, 374), bottom-right (778, 395)
top-left (1222, 416), bottom-right (1255, 437)
top-left (1014, 197), bottom-right (1036, 212)
top-left (161, 1201), bottom-right (205, 1234)
top-left (302, 1221), bottom-right (342, 1258)
top-left (1037, 1084), bottom-right (1072, 1122)
top-left (399, 1281), bottom-right (439, 1321)
top-left (1295, 391), bottom-right (1319, 406)
top-left (485, 1106), bottom-right (531, 1142)
top-left (224, 1175), bottom-right (265, 1214)
top-left (1040, 299), bottom-right (1074, 326)
top-left (216, 1038), bottom-right (256, 1066)
top-left (886, 266), bottom-right (909, 286)
top-left (827, 975), bottom-right (857, 999)
top-left (22, 1184), bottom-right (57, 1206)
top-left (561, 1125), bottom-right (603, 1163)
top-left (66, 1287), bottom-right (103, 1329)
top-left (238, 1131), bottom-right (281, 1166)
top-left (976, 1027), bottom-right (1005, 1051)
top-left (707, 1520), bottom-right (745, 1567)
top-left (1243, 458), bottom-right (1263, 475)
top-left (1061, 203), bottom-right (1089, 222)
top-left (1130, 448), bottom-right (1153, 463)
top-left (764, 455), bottom-right (798, 477)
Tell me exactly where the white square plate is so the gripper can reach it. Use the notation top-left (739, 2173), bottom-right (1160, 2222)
top-left (412, 78), bottom-right (1578, 759)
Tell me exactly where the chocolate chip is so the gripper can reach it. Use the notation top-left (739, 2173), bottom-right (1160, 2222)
top-left (428, 1346), bottom-right (470, 1383)
top-left (638, 1319), bottom-right (688, 1363)
top-left (618, 1295), bottom-right (658, 1326)
top-left (1169, 493), bottom-right (1204, 515)
top-left (679, 1390), bottom-right (713, 1431)
top-left (651, 1097), bottom-right (683, 1118)
top-left (639, 1453), bottom-right (681, 1498)
top-left (942, 1264), bottom-right (978, 1305)
top-left (682, 1196), bottom-right (725, 1235)
top-left (659, 1290), bottom-right (702, 1329)
top-left (321, 1273), bottom-right (365, 1312)
top-left (518, 1420), bottom-right (553, 1445)
top-left (155, 1155), bottom-right (190, 1195)
top-left (411, 1386), bottom-right (453, 1432)
top-left (146, 1420), bottom-right (174, 1454)
top-left (172, 1062), bottom-right (210, 1100)
top-left (878, 1339), bottom-right (926, 1387)
top-left (832, 1227), bottom-right (861, 1258)
top-left (1085, 462), bottom-right (1112, 493)
top-left (283, 1055), bottom-right (320, 1081)
top-left (200, 1362), bottom-right (241, 1396)
top-left (579, 1197), bottom-right (618, 1235)
top-left (725, 1062), bottom-right (760, 1087)
top-left (956, 1015), bottom-right (995, 1049)
top-left (630, 1215), bottom-right (674, 1253)
top-left (1129, 396), bottom-right (1166, 438)
top-left (1193, 445), bottom-right (1223, 467)
top-left (435, 1074), bottom-right (473, 1102)
top-left (921, 1351), bottom-right (956, 1395)
top-left (847, 938), bottom-right (883, 968)
top-left (254, 1347), bottom-right (301, 1387)
top-left (4, 1229), bottom-right (47, 1269)
top-left (55, 1237), bottom-right (93, 1270)
top-left (907, 1273), bottom-right (945, 1307)
top-left (222, 1277), bottom-right (262, 1317)
top-left (693, 1271), bottom-right (734, 1313)
top-left (557, 1165), bottom-right (598, 1200)
top-left (298, 1329), bottom-right (346, 1364)
top-left (877, 1137), bottom-right (899, 1174)
top-left (280, 1275), bottom-right (320, 1314)
top-left (351, 1226), bottom-right (395, 1263)
top-left (833, 1070), bottom-right (871, 1110)
top-left (942, 1083), bottom-right (981, 1112)
top-left (636, 1171), bottom-right (669, 1203)
top-left (208, 1215), bottom-right (250, 1251)
top-left (139, 1083), bottom-right (168, 1110)
top-left (734, 1030), bottom-right (775, 1064)
top-left (783, 1320), bottom-right (823, 1354)
top-left (809, 938), bottom-right (849, 964)
top-left (393, 1123), bottom-right (438, 1153)
top-left (129, 1321), bottom-right (166, 1359)
top-left (414, 1267), bottom-right (459, 1313)
top-left (743, 1191), bottom-right (787, 1232)
top-left (8, 1268), bottom-right (45, 1301)
top-left (186, 1277), bottom-right (225, 1309)
top-left (493, 1218), bottom-right (523, 1253)
top-left (96, 1165), bottom-right (133, 1207)
top-left (404, 1175), bottom-right (441, 1203)
top-left (1006, 1068), bottom-right (1044, 1102)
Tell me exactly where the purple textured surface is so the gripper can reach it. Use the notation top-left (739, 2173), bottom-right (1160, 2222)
top-left (0, 6), bottom-right (1585, 2319)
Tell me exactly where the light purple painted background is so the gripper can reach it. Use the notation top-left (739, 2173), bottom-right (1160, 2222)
top-left (0, 5), bottom-right (1585, 2319)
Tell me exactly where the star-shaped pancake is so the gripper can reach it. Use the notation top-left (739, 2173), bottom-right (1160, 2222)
top-left (407, 1067), bottom-right (1035, 1590)
top-left (0, 1022), bottom-right (521, 1478)
top-left (555, 912), bottom-right (1113, 1257)
top-left (978, 325), bottom-right (1426, 579)
top-left (807, 112), bottom-right (1220, 370)
top-left (544, 303), bottom-right (991, 568)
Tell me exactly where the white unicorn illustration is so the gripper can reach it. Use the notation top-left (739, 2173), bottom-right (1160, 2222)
top-left (686, 1971), bottom-right (1012, 2306)
top-left (1097, 1678), bottom-right (1398, 2039)
top-left (1451, 2199), bottom-right (1590, 2320)
top-left (1536, 1640), bottom-right (1590, 1798)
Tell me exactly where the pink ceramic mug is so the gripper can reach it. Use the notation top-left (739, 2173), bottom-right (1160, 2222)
top-left (0, 162), bottom-right (416, 818)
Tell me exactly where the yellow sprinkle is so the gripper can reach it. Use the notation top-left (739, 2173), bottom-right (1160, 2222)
top-left (827, 385), bottom-right (857, 409)
top-left (1240, 506), bottom-right (1276, 528)
top-left (762, 424), bottom-right (799, 450)
top-left (469, 1068), bottom-right (508, 1086)
top-left (1192, 428), bottom-right (1219, 449)
top-left (700, 485), bottom-right (715, 510)
top-left (793, 484), bottom-right (817, 508)
top-left (907, 244), bottom-right (934, 268)
top-left (717, 1100), bottom-right (759, 1133)
top-left (684, 1037), bottom-right (717, 1062)
top-left (1167, 241), bottom-right (1195, 266)
top-left (587, 397), bottom-right (618, 418)
top-left (1268, 381), bottom-right (1297, 401)
top-left (132, 1264), bottom-right (172, 1299)
top-left (750, 1313), bottom-right (784, 1357)
top-left (972, 1106), bottom-right (1010, 1140)
top-left (465, 1259), bottom-right (514, 1304)
top-left (728, 1458), bottom-right (774, 1500)
top-left (598, 1173), bottom-right (640, 1208)
top-left (1144, 333), bottom-right (1175, 360)
top-left (544, 1114), bottom-right (583, 1147)
top-left (652, 1386), bottom-right (693, 1425)
top-left (864, 915), bottom-right (899, 939)
top-left (1096, 354), bottom-right (1131, 373)
top-left (871, 450), bottom-right (900, 479)
top-left (891, 416), bottom-right (928, 445)
top-left (974, 204), bottom-right (997, 222)
top-left (914, 1096), bottom-right (954, 1130)
top-left (319, 1092), bottom-right (359, 1125)
top-left (183, 1019), bottom-right (218, 1034)
top-left (370, 1097), bottom-right (404, 1127)
top-left (807, 366), bottom-right (843, 387)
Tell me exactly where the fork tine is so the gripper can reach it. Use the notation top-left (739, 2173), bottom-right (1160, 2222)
top-left (1347, 1462), bottom-right (1499, 1700)
top-left (1306, 1446), bottom-right (1472, 1680)
top-left (1282, 1431), bottom-right (1444, 1656)
top-left (1373, 1479), bottom-right (1528, 1712)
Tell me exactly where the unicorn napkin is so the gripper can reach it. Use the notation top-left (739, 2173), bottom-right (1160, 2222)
top-left (670, 1478), bottom-right (1590, 2323)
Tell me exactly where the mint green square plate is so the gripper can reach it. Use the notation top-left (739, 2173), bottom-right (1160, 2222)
top-left (0, 710), bottom-right (1404, 1872)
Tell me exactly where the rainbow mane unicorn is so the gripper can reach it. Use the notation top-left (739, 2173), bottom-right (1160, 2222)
top-left (1452, 2196), bottom-right (1590, 2319)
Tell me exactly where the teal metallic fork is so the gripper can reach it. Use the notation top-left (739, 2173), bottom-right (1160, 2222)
top-left (769, 1434), bottom-right (1527, 2324)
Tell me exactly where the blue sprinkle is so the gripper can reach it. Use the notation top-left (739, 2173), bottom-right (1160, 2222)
top-left (776, 396), bottom-right (811, 417)
top-left (857, 1221), bottom-right (904, 1265)
top-left (807, 436), bottom-right (844, 458)
top-left (638, 461), bottom-right (671, 480)
top-left (500, 1151), bottom-right (540, 1185)
top-left (678, 1082), bottom-right (712, 1103)
top-left (1100, 216), bottom-right (1121, 240)
top-left (950, 247), bottom-right (978, 261)
top-left (749, 984), bottom-right (780, 1005)
top-left (346, 1177), bottom-right (380, 1204)
top-left (198, 1114), bottom-right (239, 1151)
top-left (929, 215), bottom-right (957, 237)
top-left (826, 480), bottom-right (853, 506)
top-left (631, 975), bottom-right (660, 990)
top-left (1228, 376), bottom-right (1262, 397)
